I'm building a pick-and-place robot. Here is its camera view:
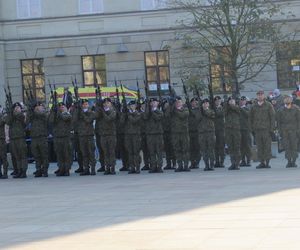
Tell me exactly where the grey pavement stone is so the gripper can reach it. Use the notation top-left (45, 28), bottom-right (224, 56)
top-left (1, 152), bottom-right (300, 249)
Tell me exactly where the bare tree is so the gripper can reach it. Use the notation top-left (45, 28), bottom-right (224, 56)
top-left (171, 0), bottom-right (296, 97)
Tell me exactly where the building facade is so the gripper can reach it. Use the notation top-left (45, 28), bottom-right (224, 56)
top-left (0, 0), bottom-right (299, 106)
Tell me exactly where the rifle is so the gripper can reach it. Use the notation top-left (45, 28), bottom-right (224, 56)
top-left (182, 78), bottom-right (192, 113)
top-left (4, 83), bottom-right (13, 114)
top-left (136, 78), bottom-right (141, 111)
top-left (94, 77), bottom-right (103, 108)
top-left (114, 78), bottom-right (121, 113)
top-left (120, 83), bottom-right (128, 115)
top-left (72, 77), bottom-right (80, 107)
top-left (207, 74), bottom-right (215, 110)
top-left (4, 82), bottom-right (13, 115)
top-left (52, 84), bottom-right (58, 113)
top-left (143, 79), bottom-right (151, 114)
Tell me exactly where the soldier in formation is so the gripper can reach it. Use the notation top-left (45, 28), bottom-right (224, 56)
top-left (2, 83), bottom-right (299, 179)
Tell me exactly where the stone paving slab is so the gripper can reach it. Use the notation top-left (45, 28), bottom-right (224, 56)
top-left (1, 152), bottom-right (300, 249)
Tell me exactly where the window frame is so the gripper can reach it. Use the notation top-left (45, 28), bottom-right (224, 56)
top-left (276, 41), bottom-right (300, 89)
top-left (140, 0), bottom-right (167, 11)
top-left (17, 0), bottom-right (41, 19)
top-left (21, 58), bottom-right (45, 103)
top-left (209, 46), bottom-right (232, 93)
top-left (78, 0), bottom-right (104, 15)
top-left (144, 50), bottom-right (170, 96)
top-left (81, 55), bottom-right (107, 87)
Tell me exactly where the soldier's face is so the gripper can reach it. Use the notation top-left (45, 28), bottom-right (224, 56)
top-left (229, 99), bottom-right (236, 105)
top-left (129, 104), bottom-right (136, 111)
top-left (240, 100), bottom-right (246, 106)
top-left (104, 101), bottom-right (112, 109)
top-left (59, 105), bottom-right (66, 112)
top-left (151, 101), bottom-right (158, 108)
top-left (14, 106), bottom-right (21, 113)
top-left (284, 97), bottom-right (292, 105)
top-left (202, 102), bottom-right (209, 109)
top-left (257, 93), bottom-right (265, 102)
top-left (35, 105), bottom-right (45, 113)
top-left (191, 100), bottom-right (198, 108)
top-left (215, 99), bottom-right (221, 106)
top-left (175, 100), bottom-right (183, 109)
top-left (82, 102), bottom-right (89, 109)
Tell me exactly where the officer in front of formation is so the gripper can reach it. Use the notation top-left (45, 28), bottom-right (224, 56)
top-left (249, 90), bottom-right (275, 169)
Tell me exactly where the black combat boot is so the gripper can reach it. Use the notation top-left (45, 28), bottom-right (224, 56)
top-left (20, 168), bottom-right (27, 178)
top-left (175, 161), bottom-right (183, 172)
top-left (13, 169), bottom-right (22, 178)
top-left (240, 160), bottom-right (247, 167)
top-left (214, 159), bottom-right (221, 168)
top-left (286, 159), bottom-right (292, 168)
top-left (34, 168), bottom-right (42, 177)
top-left (110, 166), bottom-right (116, 175)
top-left (203, 160), bottom-right (210, 171)
top-left (104, 166), bottom-right (110, 175)
top-left (128, 167), bottom-right (136, 174)
top-left (90, 166), bottom-right (96, 176)
top-left (292, 158), bottom-right (298, 168)
top-left (135, 166), bottom-right (141, 174)
top-left (80, 168), bottom-right (90, 176)
top-left (97, 166), bottom-right (105, 172)
top-left (183, 161), bottom-right (190, 172)
top-left (119, 166), bottom-right (129, 171)
top-left (141, 164), bottom-right (150, 171)
top-left (42, 168), bottom-right (48, 177)
top-left (156, 165), bottom-right (163, 173)
top-left (265, 160), bottom-right (271, 168)
top-left (149, 164), bottom-right (156, 173)
top-left (209, 159), bottom-right (215, 171)
top-left (75, 167), bottom-right (84, 173)
top-left (256, 162), bottom-right (266, 169)
top-left (164, 159), bottom-right (172, 170)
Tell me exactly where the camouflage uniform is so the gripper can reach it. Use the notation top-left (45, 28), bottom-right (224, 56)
top-left (71, 109), bottom-right (83, 173)
top-left (95, 114), bottom-right (106, 172)
top-left (277, 105), bottom-right (300, 167)
top-left (28, 110), bottom-right (49, 177)
top-left (116, 118), bottom-right (129, 171)
top-left (250, 101), bottom-right (275, 167)
top-left (6, 112), bottom-right (27, 178)
top-left (49, 109), bottom-right (73, 176)
top-left (162, 112), bottom-right (176, 169)
top-left (166, 105), bottom-right (190, 172)
top-left (140, 116), bottom-right (150, 170)
top-left (74, 107), bottom-right (96, 175)
top-left (143, 107), bottom-right (164, 173)
top-left (189, 107), bottom-right (201, 169)
top-left (214, 105), bottom-right (225, 168)
top-left (198, 108), bottom-right (215, 170)
top-left (224, 103), bottom-right (241, 169)
top-left (95, 106), bottom-right (117, 174)
top-left (240, 105), bottom-right (252, 166)
top-left (122, 110), bottom-right (142, 173)
top-left (0, 113), bottom-right (8, 179)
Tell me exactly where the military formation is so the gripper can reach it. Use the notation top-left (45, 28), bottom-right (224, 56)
top-left (0, 82), bottom-right (299, 179)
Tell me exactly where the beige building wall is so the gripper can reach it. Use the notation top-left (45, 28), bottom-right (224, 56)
top-left (0, 0), bottom-right (299, 103)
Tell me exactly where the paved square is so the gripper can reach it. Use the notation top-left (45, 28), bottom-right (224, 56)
top-left (1, 153), bottom-right (300, 250)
